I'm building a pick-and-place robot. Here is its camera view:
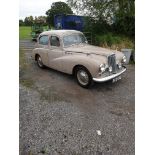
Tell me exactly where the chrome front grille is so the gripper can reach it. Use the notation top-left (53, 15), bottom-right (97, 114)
top-left (108, 54), bottom-right (117, 73)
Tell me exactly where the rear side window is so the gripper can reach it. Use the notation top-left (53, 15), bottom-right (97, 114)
top-left (39, 35), bottom-right (49, 45)
top-left (50, 36), bottom-right (60, 47)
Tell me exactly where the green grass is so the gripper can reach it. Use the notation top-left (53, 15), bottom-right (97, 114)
top-left (19, 26), bottom-right (31, 39)
top-left (19, 26), bottom-right (53, 40)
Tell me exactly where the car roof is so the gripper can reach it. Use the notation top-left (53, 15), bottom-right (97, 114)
top-left (40, 30), bottom-right (83, 37)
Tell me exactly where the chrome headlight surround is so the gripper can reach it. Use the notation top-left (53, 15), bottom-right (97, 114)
top-left (99, 64), bottom-right (108, 75)
top-left (122, 56), bottom-right (127, 63)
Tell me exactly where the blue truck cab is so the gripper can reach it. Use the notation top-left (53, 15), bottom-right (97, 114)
top-left (54, 14), bottom-right (84, 31)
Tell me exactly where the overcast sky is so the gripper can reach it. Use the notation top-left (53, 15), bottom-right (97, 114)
top-left (19, 0), bottom-right (66, 19)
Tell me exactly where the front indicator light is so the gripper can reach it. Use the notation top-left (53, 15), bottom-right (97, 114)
top-left (118, 63), bottom-right (122, 69)
top-left (122, 56), bottom-right (126, 63)
top-left (109, 66), bottom-right (112, 72)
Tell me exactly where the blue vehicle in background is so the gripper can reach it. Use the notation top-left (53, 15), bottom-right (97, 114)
top-left (54, 14), bottom-right (84, 31)
top-left (54, 14), bottom-right (93, 44)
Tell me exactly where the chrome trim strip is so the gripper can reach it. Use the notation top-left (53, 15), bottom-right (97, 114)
top-left (93, 66), bottom-right (126, 82)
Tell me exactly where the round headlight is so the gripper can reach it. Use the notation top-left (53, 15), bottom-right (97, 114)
top-left (122, 56), bottom-right (126, 63)
top-left (99, 64), bottom-right (107, 74)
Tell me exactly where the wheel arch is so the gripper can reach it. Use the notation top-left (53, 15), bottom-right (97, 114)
top-left (72, 65), bottom-right (91, 76)
top-left (73, 64), bottom-right (94, 88)
top-left (35, 54), bottom-right (40, 61)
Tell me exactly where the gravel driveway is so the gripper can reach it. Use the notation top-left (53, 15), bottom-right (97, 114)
top-left (19, 40), bottom-right (135, 155)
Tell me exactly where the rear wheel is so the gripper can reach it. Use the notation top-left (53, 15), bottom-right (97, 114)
top-left (75, 66), bottom-right (93, 88)
top-left (36, 55), bottom-right (45, 68)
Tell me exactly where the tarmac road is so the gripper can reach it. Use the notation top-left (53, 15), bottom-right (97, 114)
top-left (19, 40), bottom-right (135, 155)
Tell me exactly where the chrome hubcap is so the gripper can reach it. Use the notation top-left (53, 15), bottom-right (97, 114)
top-left (38, 57), bottom-right (43, 67)
top-left (77, 70), bottom-right (89, 85)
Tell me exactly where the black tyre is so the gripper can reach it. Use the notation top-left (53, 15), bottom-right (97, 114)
top-left (75, 66), bottom-right (93, 88)
top-left (36, 55), bottom-right (45, 68)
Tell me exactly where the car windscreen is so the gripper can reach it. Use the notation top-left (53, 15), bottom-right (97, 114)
top-left (63, 34), bottom-right (87, 47)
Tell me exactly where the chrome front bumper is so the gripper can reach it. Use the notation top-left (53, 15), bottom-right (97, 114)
top-left (93, 66), bottom-right (126, 82)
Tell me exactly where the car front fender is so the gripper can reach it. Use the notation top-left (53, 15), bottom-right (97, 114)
top-left (59, 54), bottom-right (102, 77)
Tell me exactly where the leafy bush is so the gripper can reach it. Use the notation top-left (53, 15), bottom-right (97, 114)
top-left (95, 33), bottom-right (134, 51)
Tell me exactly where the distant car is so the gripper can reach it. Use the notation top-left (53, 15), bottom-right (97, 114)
top-left (32, 30), bottom-right (126, 88)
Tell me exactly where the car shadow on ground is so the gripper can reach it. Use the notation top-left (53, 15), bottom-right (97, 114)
top-left (43, 65), bottom-right (122, 91)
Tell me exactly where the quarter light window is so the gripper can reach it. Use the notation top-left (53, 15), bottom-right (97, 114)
top-left (39, 35), bottom-right (49, 45)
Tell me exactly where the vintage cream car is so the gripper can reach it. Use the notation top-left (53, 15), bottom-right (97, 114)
top-left (32, 30), bottom-right (126, 88)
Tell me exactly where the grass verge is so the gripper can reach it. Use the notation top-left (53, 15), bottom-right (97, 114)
top-left (19, 48), bottom-right (28, 69)
top-left (19, 48), bottom-right (35, 88)
top-left (19, 26), bottom-right (31, 40)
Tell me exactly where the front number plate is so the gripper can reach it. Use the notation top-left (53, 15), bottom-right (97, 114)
top-left (112, 76), bottom-right (121, 83)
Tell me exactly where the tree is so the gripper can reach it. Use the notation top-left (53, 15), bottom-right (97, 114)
top-left (67, 0), bottom-right (135, 37)
top-left (24, 16), bottom-right (34, 26)
top-left (34, 16), bottom-right (47, 25)
top-left (19, 19), bottom-right (24, 26)
top-left (46, 1), bottom-right (73, 27)
top-left (67, 0), bottom-right (114, 21)
top-left (114, 0), bottom-right (135, 37)
top-left (67, 0), bottom-right (117, 33)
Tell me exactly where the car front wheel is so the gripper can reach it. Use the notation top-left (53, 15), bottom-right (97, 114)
top-left (36, 55), bottom-right (45, 68)
top-left (75, 66), bottom-right (93, 88)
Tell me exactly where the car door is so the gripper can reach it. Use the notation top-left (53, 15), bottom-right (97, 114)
top-left (37, 35), bottom-right (49, 66)
top-left (48, 35), bottom-right (64, 71)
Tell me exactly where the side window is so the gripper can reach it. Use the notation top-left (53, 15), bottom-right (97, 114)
top-left (50, 36), bottom-right (60, 47)
top-left (39, 35), bottom-right (49, 45)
